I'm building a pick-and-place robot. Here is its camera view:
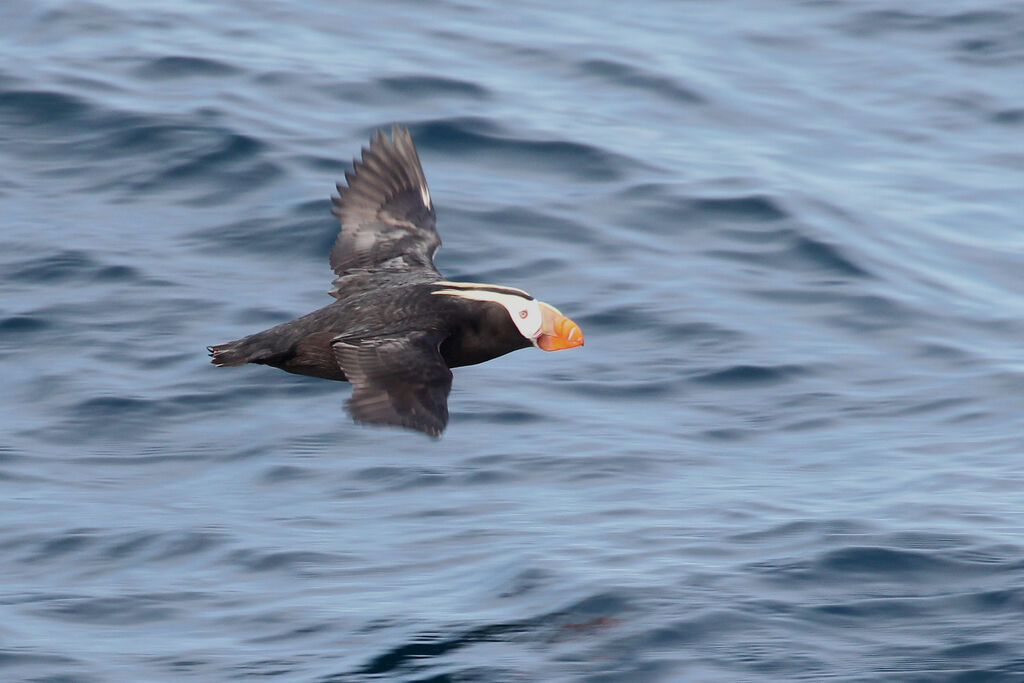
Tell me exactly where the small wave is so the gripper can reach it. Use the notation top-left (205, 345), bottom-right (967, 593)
top-left (467, 206), bottom-right (589, 244)
top-left (226, 549), bottom-right (344, 574)
top-left (377, 74), bottom-right (490, 100)
top-left (0, 649), bottom-right (80, 669)
top-left (0, 86), bottom-right (284, 204)
top-left (840, 8), bottom-right (1024, 66)
top-left (8, 250), bottom-right (143, 284)
top-left (131, 130), bottom-right (282, 204)
top-left (690, 195), bottom-right (788, 221)
top-left (0, 89), bottom-right (92, 126)
top-left (815, 546), bottom-right (961, 574)
top-left (345, 589), bottom-right (630, 679)
top-left (692, 364), bottom-right (808, 386)
top-left (992, 108), bottom-right (1024, 125)
top-left (36, 595), bottom-right (179, 625)
top-left (132, 55), bottom-right (242, 79)
top-left (0, 315), bottom-right (50, 334)
top-left (840, 9), bottom-right (1016, 36)
top-left (576, 58), bottom-right (704, 105)
top-left (707, 227), bottom-right (869, 279)
top-left (410, 118), bottom-right (632, 182)
top-left (190, 198), bottom-right (332, 258)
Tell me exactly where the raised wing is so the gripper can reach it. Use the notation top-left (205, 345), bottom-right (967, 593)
top-left (328, 126), bottom-right (440, 297)
top-left (332, 330), bottom-right (453, 437)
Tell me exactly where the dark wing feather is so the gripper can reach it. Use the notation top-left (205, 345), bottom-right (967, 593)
top-left (332, 330), bottom-right (453, 437)
top-left (328, 126), bottom-right (440, 297)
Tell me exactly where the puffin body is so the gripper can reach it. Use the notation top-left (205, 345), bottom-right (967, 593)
top-left (208, 126), bottom-right (582, 436)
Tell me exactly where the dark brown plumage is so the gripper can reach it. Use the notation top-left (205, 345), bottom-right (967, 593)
top-left (208, 126), bottom-right (582, 437)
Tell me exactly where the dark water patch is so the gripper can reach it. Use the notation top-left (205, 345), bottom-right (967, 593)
top-left (0, 315), bottom-right (50, 334)
top-left (992, 109), bottom-right (1024, 125)
top-left (495, 568), bottom-right (551, 599)
top-left (101, 121), bottom-right (219, 155)
top-left (893, 397), bottom-right (972, 417)
top-left (0, 468), bottom-right (50, 484)
top-left (191, 199), bottom-right (331, 259)
top-left (350, 466), bottom-right (449, 491)
top-left (449, 258), bottom-right (567, 288)
top-left (8, 250), bottom-right (142, 284)
top-left (350, 591), bottom-right (630, 678)
top-left (378, 74), bottom-right (490, 100)
top-left (102, 532), bottom-right (160, 561)
top-left (781, 417), bottom-right (834, 431)
top-left (790, 235), bottom-right (869, 277)
top-left (610, 186), bottom-right (790, 232)
top-left (410, 118), bottom-right (631, 182)
top-left (746, 287), bottom-right (915, 332)
top-left (36, 595), bottom-right (178, 625)
top-left (472, 206), bottom-right (589, 243)
top-left (729, 518), bottom-right (873, 544)
top-left (458, 408), bottom-right (543, 425)
top-left (0, 95), bottom-right (283, 203)
top-left (0, 649), bottom-right (81, 669)
top-left (698, 427), bottom-right (752, 441)
top-left (621, 610), bottom-right (756, 650)
top-left (938, 640), bottom-right (1008, 660)
top-left (130, 131), bottom-right (282, 204)
top-left (578, 304), bottom-right (711, 340)
top-left (248, 619), bottom-right (336, 644)
top-left (690, 195), bottom-right (789, 222)
top-left (815, 546), bottom-right (970, 576)
top-left (955, 36), bottom-right (1024, 66)
top-left (227, 548), bottom-right (343, 574)
top-left (152, 131), bottom-right (265, 181)
top-left (21, 530), bottom-right (96, 564)
top-left (294, 152), bottom-right (348, 174)
top-left (352, 624), bottom-right (525, 676)
top-left (692, 364), bottom-right (808, 386)
top-left (747, 540), bottom-right (1003, 586)
top-left (576, 58), bottom-right (704, 105)
top-left (19, 1), bottom-right (127, 39)
top-left (652, 321), bottom-right (746, 350)
top-left (915, 341), bottom-right (975, 363)
top-left (133, 55), bottom-right (242, 79)
top-left (0, 90), bottom-right (92, 126)
top-left (813, 596), bottom-right (933, 620)
top-left (259, 464), bottom-right (314, 484)
top-left (964, 588), bottom-right (1024, 612)
top-left (150, 531), bottom-right (224, 561)
top-left (568, 379), bottom-right (675, 399)
top-left (839, 9), bottom-right (1016, 36)
top-left (707, 235), bottom-right (867, 278)
top-left (0, 67), bottom-right (24, 91)
top-left (69, 395), bottom-right (154, 420)
top-left (322, 74), bottom-right (490, 108)
top-left (822, 293), bottom-right (917, 332)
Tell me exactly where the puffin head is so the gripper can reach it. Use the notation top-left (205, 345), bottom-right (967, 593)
top-left (432, 283), bottom-right (584, 351)
top-left (511, 299), bottom-right (585, 351)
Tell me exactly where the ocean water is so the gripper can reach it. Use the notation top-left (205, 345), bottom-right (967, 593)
top-left (2, 0), bottom-right (1024, 680)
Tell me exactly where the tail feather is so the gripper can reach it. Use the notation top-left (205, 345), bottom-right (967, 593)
top-left (208, 341), bottom-right (249, 367)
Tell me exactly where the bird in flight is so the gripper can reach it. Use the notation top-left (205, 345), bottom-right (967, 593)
top-left (208, 126), bottom-right (583, 436)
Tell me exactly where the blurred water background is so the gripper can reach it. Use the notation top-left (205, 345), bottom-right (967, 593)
top-left (2, 0), bottom-right (1024, 680)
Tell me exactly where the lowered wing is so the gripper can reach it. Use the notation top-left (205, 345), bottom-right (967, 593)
top-left (332, 330), bottom-right (452, 437)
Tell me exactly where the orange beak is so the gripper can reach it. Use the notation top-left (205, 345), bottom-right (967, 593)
top-left (536, 305), bottom-right (584, 351)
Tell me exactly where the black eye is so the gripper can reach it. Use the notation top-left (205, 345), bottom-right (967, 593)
top-left (519, 310), bottom-right (528, 319)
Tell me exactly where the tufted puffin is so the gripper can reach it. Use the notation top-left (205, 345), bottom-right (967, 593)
top-left (208, 126), bottom-right (583, 437)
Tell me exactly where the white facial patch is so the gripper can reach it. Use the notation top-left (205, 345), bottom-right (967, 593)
top-left (433, 287), bottom-right (543, 339)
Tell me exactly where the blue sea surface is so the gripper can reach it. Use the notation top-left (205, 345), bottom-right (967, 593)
top-left (2, 0), bottom-right (1024, 680)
